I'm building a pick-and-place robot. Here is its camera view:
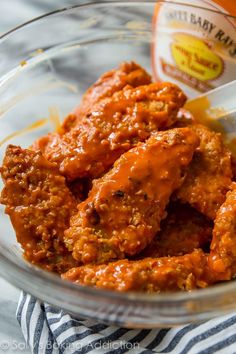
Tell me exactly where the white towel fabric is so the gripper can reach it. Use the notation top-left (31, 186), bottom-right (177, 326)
top-left (17, 292), bottom-right (236, 354)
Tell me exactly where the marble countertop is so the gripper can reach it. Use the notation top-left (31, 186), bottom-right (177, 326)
top-left (0, 278), bottom-right (30, 353)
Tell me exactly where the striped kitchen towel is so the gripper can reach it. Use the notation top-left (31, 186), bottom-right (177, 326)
top-left (17, 292), bottom-right (236, 354)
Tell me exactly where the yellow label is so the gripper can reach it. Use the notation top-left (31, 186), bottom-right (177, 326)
top-left (171, 34), bottom-right (223, 82)
top-left (152, 1), bottom-right (236, 96)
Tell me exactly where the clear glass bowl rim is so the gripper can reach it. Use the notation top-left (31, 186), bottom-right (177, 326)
top-left (0, 0), bottom-right (236, 310)
top-left (1, 0), bottom-right (236, 41)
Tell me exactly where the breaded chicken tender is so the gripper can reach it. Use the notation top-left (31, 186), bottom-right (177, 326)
top-left (73, 61), bottom-right (152, 119)
top-left (209, 183), bottom-right (236, 280)
top-left (140, 202), bottom-right (213, 258)
top-left (0, 145), bottom-right (77, 273)
top-left (177, 124), bottom-right (232, 219)
top-left (34, 82), bottom-right (187, 180)
top-left (64, 128), bottom-right (199, 264)
top-left (62, 249), bottom-right (209, 292)
top-left (58, 61), bottom-right (152, 134)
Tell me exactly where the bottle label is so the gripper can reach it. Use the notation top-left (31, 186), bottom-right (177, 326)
top-left (152, 0), bottom-right (236, 97)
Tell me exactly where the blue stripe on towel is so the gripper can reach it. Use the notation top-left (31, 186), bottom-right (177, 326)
top-left (17, 293), bottom-right (236, 354)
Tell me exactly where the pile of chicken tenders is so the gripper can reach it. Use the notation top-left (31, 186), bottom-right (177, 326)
top-left (1, 62), bottom-right (236, 293)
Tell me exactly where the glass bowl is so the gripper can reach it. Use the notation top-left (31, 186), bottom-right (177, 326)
top-left (1, 1), bottom-right (236, 328)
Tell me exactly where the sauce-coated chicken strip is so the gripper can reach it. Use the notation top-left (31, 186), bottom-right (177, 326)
top-left (34, 82), bottom-right (187, 180)
top-left (72, 61), bottom-right (151, 121)
top-left (59, 61), bottom-right (152, 134)
top-left (177, 124), bottom-right (232, 219)
top-left (62, 249), bottom-right (210, 292)
top-left (0, 145), bottom-right (77, 273)
top-left (64, 128), bottom-right (199, 264)
top-left (209, 183), bottom-right (236, 280)
top-left (140, 203), bottom-right (213, 258)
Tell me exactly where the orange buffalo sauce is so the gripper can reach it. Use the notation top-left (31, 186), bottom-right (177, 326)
top-left (213, 0), bottom-right (236, 16)
top-left (152, 0), bottom-right (236, 98)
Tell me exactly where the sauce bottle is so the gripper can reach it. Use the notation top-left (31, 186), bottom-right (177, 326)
top-left (152, 0), bottom-right (236, 97)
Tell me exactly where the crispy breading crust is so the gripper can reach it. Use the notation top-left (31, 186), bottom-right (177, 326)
top-left (177, 124), bottom-right (232, 219)
top-left (209, 183), bottom-right (236, 280)
top-left (71, 61), bottom-right (152, 122)
top-left (62, 249), bottom-right (209, 292)
top-left (139, 202), bottom-right (213, 258)
top-left (0, 145), bottom-right (77, 273)
top-left (64, 128), bottom-right (199, 264)
top-left (33, 82), bottom-right (187, 180)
